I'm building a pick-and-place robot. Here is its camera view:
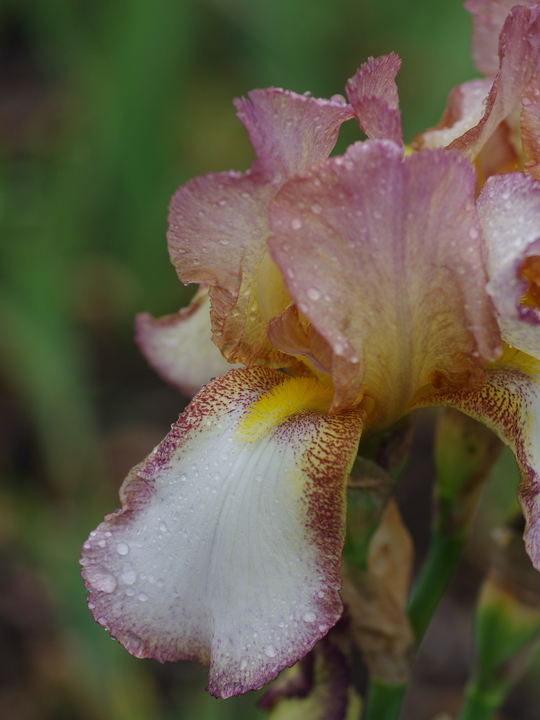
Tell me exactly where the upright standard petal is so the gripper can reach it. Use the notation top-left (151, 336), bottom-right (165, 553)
top-left (81, 368), bottom-right (364, 698)
top-left (167, 90), bottom-right (352, 367)
top-left (136, 287), bottom-right (238, 397)
top-left (450, 4), bottom-right (540, 161)
top-left (345, 54), bottom-right (403, 146)
top-left (477, 172), bottom-right (540, 358)
top-left (420, 349), bottom-right (540, 572)
top-left (465, 0), bottom-right (538, 76)
top-left (521, 68), bottom-right (540, 179)
top-left (268, 141), bottom-right (500, 426)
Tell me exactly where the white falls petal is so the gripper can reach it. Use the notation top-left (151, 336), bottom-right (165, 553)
top-left (81, 367), bottom-right (364, 698)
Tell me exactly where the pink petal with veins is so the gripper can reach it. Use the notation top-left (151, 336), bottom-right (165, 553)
top-left (345, 53), bottom-right (403, 146)
top-left (450, 5), bottom-right (540, 160)
top-left (167, 89), bottom-right (352, 366)
top-left (268, 141), bottom-right (500, 425)
top-left (465, 0), bottom-right (538, 76)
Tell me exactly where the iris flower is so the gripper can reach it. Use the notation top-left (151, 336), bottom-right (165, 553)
top-left (81, 32), bottom-right (540, 700)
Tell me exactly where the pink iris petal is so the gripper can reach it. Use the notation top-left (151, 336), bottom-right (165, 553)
top-left (450, 4), bottom-right (540, 160)
top-left (421, 358), bottom-right (540, 571)
top-left (465, 0), bottom-right (539, 76)
top-left (167, 89), bottom-right (352, 366)
top-left (135, 287), bottom-right (239, 397)
top-left (416, 78), bottom-right (492, 150)
top-left (478, 172), bottom-right (540, 358)
top-left (521, 68), bottom-right (540, 180)
top-left (345, 53), bottom-right (403, 146)
top-left (81, 368), bottom-right (364, 698)
top-left (268, 140), bottom-right (501, 426)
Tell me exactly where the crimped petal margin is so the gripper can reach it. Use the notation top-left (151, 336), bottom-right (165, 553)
top-left (167, 89), bottom-right (352, 366)
top-left (345, 53), bottom-right (403, 146)
top-left (80, 367), bottom-right (364, 698)
top-left (135, 287), bottom-right (237, 397)
top-left (420, 351), bottom-right (540, 571)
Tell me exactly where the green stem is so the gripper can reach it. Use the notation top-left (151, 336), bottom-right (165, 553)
top-left (456, 682), bottom-right (507, 720)
top-left (362, 678), bottom-right (406, 720)
top-left (408, 530), bottom-right (467, 643)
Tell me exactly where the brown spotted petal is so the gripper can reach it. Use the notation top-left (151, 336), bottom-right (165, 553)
top-left (420, 350), bottom-right (540, 572)
top-left (167, 89), bottom-right (352, 366)
top-left (478, 172), bottom-right (540, 359)
top-left (345, 53), bottom-right (403, 146)
top-left (80, 368), bottom-right (364, 698)
top-left (135, 287), bottom-right (239, 397)
top-left (268, 140), bottom-right (500, 426)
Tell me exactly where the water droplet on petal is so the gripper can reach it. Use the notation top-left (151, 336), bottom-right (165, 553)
top-left (307, 287), bottom-right (321, 301)
top-left (138, 592), bottom-right (148, 602)
top-left (291, 218), bottom-right (302, 230)
top-left (240, 658), bottom-right (248, 670)
top-left (116, 543), bottom-right (129, 556)
top-left (121, 568), bottom-right (138, 585)
top-left (264, 644), bottom-right (277, 657)
top-left (86, 568), bottom-right (117, 594)
top-left (303, 611), bottom-right (316, 623)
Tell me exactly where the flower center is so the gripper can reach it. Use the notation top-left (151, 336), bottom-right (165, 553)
top-left (235, 376), bottom-right (334, 442)
top-left (520, 255), bottom-right (540, 307)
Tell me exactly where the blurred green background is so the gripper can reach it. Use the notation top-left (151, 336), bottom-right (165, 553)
top-left (0, 1), bottom-right (534, 719)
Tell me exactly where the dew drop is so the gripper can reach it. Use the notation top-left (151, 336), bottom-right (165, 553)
top-left (240, 658), bottom-right (248, 670)
top-left (86, 568), bottom-right (117, 594)
top-left (138, 592), bottom-right (148, 602)
top-left (307, 287), bottom-right (321, 301)
top-left (179, 473), bottom-right (187, 482)
top-left (159, 522), bottom-right (168, 533)
top-left (121, 568), bottom-right (138, 585)
top-left (116, 543), bottom-right (129, 556)
top-left (303, 611), bottom-right (316, 623)
top-left (291, 218), bottom-right (302, 230)
top-left (264, 645), bottom-right (277, 657)
top-left (311, 202), bottom-right (322, 214)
